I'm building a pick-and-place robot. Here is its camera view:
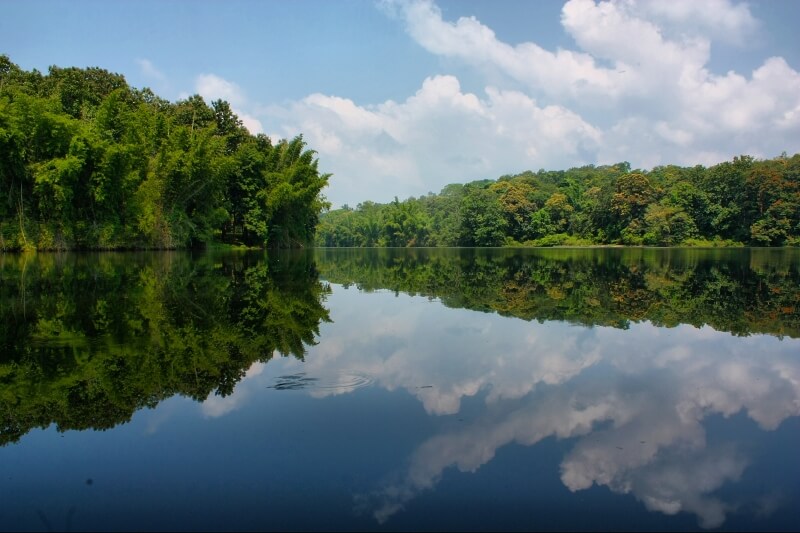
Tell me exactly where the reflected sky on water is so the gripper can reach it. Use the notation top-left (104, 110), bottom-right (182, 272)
top-left (1, 249), bottom-right (798, 531)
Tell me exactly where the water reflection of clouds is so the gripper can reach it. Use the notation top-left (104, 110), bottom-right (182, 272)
top-left (201, 362), bottom-right (267, 418)
top-left (323, 287), bottom-right (799, 528)
top-left (200, 285), bottom-right (800, 528)
top-left (304, 288), bottom-right (603, 414)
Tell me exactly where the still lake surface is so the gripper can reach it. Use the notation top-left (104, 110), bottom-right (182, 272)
top-left (1, 248), bottom-right (799, 531)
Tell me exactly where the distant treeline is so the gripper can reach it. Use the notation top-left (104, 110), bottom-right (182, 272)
top-left (0, 56), bottom-right (329, 251)
top-left (317, 154), bottom-right (800, 248)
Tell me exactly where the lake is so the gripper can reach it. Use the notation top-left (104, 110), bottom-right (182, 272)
top-left (1, 248), bottom-right (798, 531)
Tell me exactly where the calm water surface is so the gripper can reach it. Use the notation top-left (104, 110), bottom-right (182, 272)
top-left (1, 248), bottom-right (798, 531)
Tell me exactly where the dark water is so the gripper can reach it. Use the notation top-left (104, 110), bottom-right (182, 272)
top-left (1, 248), bottom-right (799, 531)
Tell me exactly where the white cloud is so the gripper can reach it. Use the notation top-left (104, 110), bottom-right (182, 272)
top-left (560, 0), bottom-right (711, 75)
top-left (200, 362), bottom-right (267, 418)
top-left (237, 112), bottom-right (265, 135)
top-left (135, 58), bottom-right (167, 83)
top-left (155, 1), bottom-right (798, 208)
top-left (635, 0), bottom-right (759, 45)
top-left (132, 64), bottom-right (266, 134)
top-left (262, 75), bottom-right (601, 206)
top-left (249, 0), bottom-right (800, 206)
top-left (194, 73), bottom-right (264, 135)
top-left (398, 0), bottom-right (622, 101)
top-left (196, 73), bottom-right (246, 107)
top-left (308, 285), bottom-right (800, 527)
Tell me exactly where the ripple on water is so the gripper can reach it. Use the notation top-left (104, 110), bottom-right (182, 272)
top-left (268, 372), bottom-right (373, 392)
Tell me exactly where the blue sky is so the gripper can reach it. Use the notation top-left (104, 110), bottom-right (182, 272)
top-left (3, 0), bottom-right (800, 207)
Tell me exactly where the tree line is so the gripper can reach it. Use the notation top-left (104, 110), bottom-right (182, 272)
top-left (0, 56), bottom-right (330, 251)
top-left (317, 154), bottom-right (800, 248)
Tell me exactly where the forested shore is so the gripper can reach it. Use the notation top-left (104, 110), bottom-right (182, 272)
top-left (317, 153), bottom-right (800, 248)
top-left (0, 56), bottom-right (329, 251)
top-left (3, 57), bottom-right (798, 252)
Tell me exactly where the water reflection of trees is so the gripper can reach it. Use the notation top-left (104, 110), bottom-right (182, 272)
top-left (0, 251), bottom-right (330, 445)
top-left (315, 248), bottom-right (800, 338)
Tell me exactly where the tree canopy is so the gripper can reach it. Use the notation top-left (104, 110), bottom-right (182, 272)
top-left (0, 56), bottom-right (330, 250)
top-left (317, 154), bottom-right (800, 248)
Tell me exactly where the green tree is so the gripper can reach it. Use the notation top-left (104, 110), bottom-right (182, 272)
top-left (491, 181), bottom-right (537, 242)
top-left (259, 136), bottom-right (331, 248)
top-left (543, 192), bottom-right (574, 233)
top-left (0, 57), bottom-right (331, 250)
top-left (700, 155), bottom-right (753, 240)
top-left (643, 204), bottom-right (698, 245)
top-left (612, 173), bottom-right (655, 243)
top-left (383, 197), bottom-right (430, 247)
top-left (459, 187), bottom-right (507, 246)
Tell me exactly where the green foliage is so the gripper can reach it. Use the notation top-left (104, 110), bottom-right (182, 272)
top-left (490, 181), bottom-right (537, 241)
top-left (0, 56), bottom-right (329, 250)
top-left (682, 237), bottom-right (745, 248)
top-left (523, 233), bottom-right (571, 247)
top-left (642, 204), bottom-right (698, 245)
top-left (459, 187), bottom-right (508, 246)
top-left (317, 154), bottom-right (800, 248)
top-left (382, 197), bottom-right (430, 247)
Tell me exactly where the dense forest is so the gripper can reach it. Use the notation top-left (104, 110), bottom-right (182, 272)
top-left (3, 57), bottom-right (798, 252)
top-left (317, 154), bottom-right (800, 248)
top-left (0, 56), bottom-right (329, 251)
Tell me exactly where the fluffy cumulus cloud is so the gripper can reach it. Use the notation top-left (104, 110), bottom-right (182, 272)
top-left (196, 73), bottom-right (247, 108)
top-left (254, 0), bottom-right (799, 206)
top-left (198, 285), bottom-right (800, 528)
top-left (346, 315), bottom-right (800, 528)
top-left (160, 1), bottom-right (798, 207)
top-left (556, 0), bottom-right (800, 163)
top-left (634, 0), bottom-right (759, 45)
top-left (263, 75), bottom-right (600, 206)
top-left (399, 0), bottom-right (622, 101)
top-left (194, 73), bottom-right (264, 135)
